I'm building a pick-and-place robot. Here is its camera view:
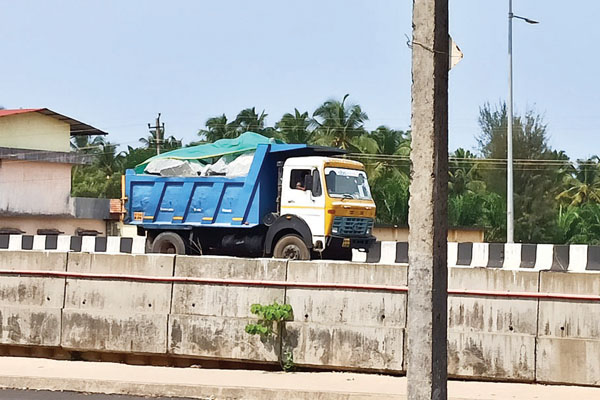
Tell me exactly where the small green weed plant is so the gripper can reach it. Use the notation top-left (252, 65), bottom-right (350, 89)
top-left (245, 302), bottom-right (295, 371)
top-left (245, 302), bottom-right (293, 336)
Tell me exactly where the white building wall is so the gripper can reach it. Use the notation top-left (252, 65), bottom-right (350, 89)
top-left (0, 160), bottom-right (72, 216)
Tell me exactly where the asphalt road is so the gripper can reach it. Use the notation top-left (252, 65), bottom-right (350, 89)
top-left (0, 389), bottom-right (195, 400)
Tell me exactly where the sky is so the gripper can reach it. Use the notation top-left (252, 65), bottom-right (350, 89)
top-left (1, 0), bottom-right (599, 159)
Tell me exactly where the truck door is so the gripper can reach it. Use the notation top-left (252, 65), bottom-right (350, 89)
top-left (281, 167), bottom-right (325, 244)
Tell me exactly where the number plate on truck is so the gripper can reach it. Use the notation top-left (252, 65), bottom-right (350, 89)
top-left (342, 238), bottom-right (350, 247)
top-left (134, 212), bottom-right (144, 221)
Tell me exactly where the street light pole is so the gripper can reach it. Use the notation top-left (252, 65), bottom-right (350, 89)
top-left (507, 0), bottom-right (538, 243)
top-left (507, 0), bottom-right (514, 243)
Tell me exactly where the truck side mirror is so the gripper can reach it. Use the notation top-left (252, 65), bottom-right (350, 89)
top-left (303, 174), bottom-right (313, 192)
top-left (311, 170), bottom-right (322, 197)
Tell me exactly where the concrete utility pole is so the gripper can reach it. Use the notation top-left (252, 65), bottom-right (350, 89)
top-left (407, 0), bottom-right (449, 399)
top-left (148, 113), bottom-right (165, 155)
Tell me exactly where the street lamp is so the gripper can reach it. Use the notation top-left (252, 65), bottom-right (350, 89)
top-left (507, 0), bottom-right (538, 243)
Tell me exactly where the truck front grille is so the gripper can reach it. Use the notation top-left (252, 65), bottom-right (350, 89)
top-left (332, 217), bottom-right (373, 237)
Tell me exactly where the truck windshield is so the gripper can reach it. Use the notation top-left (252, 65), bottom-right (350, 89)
top-left (325, 167), bottom-right (372, 200)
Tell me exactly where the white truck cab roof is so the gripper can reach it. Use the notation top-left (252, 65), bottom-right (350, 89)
top-left (283, 156), bottom-right (365, 170)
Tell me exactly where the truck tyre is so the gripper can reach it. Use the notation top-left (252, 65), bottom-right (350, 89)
top-left (273, 234), bottom-right (310, 260)
top-left (151, 232), bottom-right (186, 255)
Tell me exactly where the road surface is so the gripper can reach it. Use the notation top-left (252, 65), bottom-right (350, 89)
top-left (1, 356), bottom-right (599, 400)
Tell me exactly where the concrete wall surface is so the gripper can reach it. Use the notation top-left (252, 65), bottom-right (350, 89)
top-left (285, 260), bottom-right (407, 372)
top-left (0, 251), bottom-right (66, 347)
top-left (448, 267), bottom-right (538, 381)
top-left (536, 271), bottom-right (600, 386)
top-left (169, 256), bottom-right (286, 363)
top-left (61, 253), bottom-right (175, 354)
top-left (2, 250), bottom-right (600, 385)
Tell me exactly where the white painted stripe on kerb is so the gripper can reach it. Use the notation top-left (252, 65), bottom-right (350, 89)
top-left (352, 249), bottom-right (367, 263)
top-left (503, 243), bottom-right (521, 270)
top-left (106, 236), bottom-right (121, 254)
top-left (81, 236), bottom-right (96, 253)
top-left (57, 235), bottom-right (71, 251)
top-left (380, 241), bottom-right (397, 264)
top-left (569, 244), bottom-right (588, 273)
top-left (32, 235), bottom-right (46, 251)
top-left (471, 243), bottom-right (489, 267)
top-left (8, 235), bottom-right (22, 251)
top-left (447, 242), bottom-right (458, 268)
top-left (132, 237), bottom-right (146, 254)
top-left (534, 244), bottom-right (554, 270)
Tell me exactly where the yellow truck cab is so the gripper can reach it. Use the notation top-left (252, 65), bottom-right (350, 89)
top-left (280, 156), bottom-right (376, 259)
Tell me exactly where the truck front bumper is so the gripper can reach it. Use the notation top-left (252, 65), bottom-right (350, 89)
top-left (328, 235), bottom-right (376, 250)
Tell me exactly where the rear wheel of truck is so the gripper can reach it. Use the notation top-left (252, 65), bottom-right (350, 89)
top-left (151, 232), bottom-right (186, 255)
top-left (273, 234), bottom-right (310, 260)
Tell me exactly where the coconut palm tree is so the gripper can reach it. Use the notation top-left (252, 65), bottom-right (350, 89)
top-left (93, 139), bottom-right (125, 177)
top-left (556, 157), bottom-right (600, 206)
top-left (231, 107), bottom-right (268, 135)
top-left (275, 109), bottom-right (313, 144)
top-left (449, 148), bottom-right (486, 197)
top-left (70, 135), bottom-right (105, 153)
top-left (140, 128), bottom-right (182, 152)
top-left (311, 94), bottom-right (373, 152)
top-left (197, 114), bottom-right (235, 142)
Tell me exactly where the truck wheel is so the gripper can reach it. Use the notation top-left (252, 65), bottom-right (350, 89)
top-left (273, 234), bottom-right (310, 260)
top-left (151, 232), bottom-right (186, 255)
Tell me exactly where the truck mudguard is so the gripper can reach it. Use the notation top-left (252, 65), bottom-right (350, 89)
top-left (264, 214), bottom-right (313, 255)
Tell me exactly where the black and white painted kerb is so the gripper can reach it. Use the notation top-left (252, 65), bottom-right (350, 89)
top-left (0, 234), bottom-right (146, 254)
top-left (353, 241), bottom-right (600, 272)
top-left (2, 234), bottom-right (599, 271)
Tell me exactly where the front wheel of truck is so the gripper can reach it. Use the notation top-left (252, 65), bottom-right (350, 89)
top-left (273, 234), bottom-right (310, 260)
top-left (151, 232), bottom-right (186, 255)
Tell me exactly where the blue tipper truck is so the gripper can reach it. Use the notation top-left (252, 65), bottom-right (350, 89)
top-left (124, 133), bottom-right (376, 260)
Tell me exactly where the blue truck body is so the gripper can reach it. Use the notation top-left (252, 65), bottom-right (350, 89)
top-left (125, 143), bottom-right (343, 230)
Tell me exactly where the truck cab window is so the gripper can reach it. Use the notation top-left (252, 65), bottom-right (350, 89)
top-left (290, 169), bottom-right (311, 191)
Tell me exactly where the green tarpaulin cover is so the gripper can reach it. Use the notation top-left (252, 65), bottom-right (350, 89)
top-left (134, 131), bottom-right (281, 173)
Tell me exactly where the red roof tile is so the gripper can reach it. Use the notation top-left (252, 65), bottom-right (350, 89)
top-left (0, 109), bottom-right (42, 117)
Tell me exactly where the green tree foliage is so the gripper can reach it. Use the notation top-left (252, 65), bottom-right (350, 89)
top-left (476, 102), bottom-right (568, 242)
top-left (69, 97), bottom-right (600, 244)
top-left (371, 168), bottom-right (410, 226)
top-left (311, 94), bottom-right (376, 152)
top-left (556, 157), bottom-right (600, 206)
top-left (198, 114), bottom-right (235, 142)
top-left (71, 138), bottom-right (125, 198)
top-left (447, 148), bottom-right (504, 235)
top-left (197, 107), bottom-right (273, 142)
top-left (275, 109), bottom-right (313, 144)
top-left (139, 129), bottom-right (182, 152)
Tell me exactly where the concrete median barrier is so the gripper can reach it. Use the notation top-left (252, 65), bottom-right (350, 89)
top-left (0, 251), bottom-right (66, 346)
top-left (447, 267), bottom-right (539, 381)
top-left (3, 249), bottom-right (600, 386)
top-left (537, 271), bottom-right (600, 386)
top-left (284, 260), bottom-right (407, 372)
top-left (61, 253), bottom-right (175, 354)
top-left (168, 256), bottom-right (287, 363)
